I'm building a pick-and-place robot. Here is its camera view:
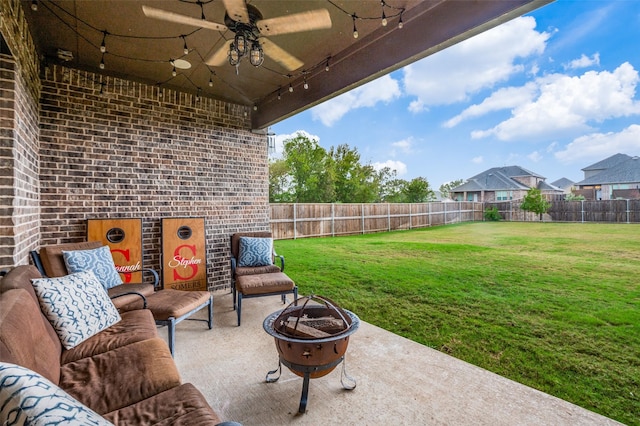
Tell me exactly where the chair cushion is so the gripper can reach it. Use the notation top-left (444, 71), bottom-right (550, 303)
top-left (0, 362), bottom-right (113, 426)
top-left (121, 290), bottom-right (211, 320)
top-left (63, 245), bottom-right (123, 290)
top-left (31, 271), bottom-right (122, 350)
top-left (236, 272), bottom-right (295, 296)
top-left (235, 264), bottom-right (281, 276)
top-left (39, 241), bottom-right (103, 278)
top-left (238, 237), bottom-right (273, 267)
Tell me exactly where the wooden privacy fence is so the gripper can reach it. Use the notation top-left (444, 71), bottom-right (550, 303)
top-left (270, 202), bottom-right (483, 240)
top-left (486, 199), bottom-right (640, 223)
top-left (271, 199), bottom-right (640, 240)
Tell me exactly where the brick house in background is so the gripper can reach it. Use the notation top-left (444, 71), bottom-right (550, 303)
top-left (573, 153), bottom-right (640, 200)
top-left (450, 166), bottom-right (563, 202)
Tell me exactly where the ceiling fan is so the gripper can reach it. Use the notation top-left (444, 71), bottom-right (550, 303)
top-left (142, 0), bottom-right (332, 71)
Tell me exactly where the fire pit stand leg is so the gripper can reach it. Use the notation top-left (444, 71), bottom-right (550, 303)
top-left (265, 361), bottom-right (282, 383)
top-left (279, 356), bottom-right (346, 414)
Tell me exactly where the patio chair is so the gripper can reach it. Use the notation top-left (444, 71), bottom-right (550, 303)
top-left (230, 232), bottom-right (297, 326)
top-left (30, 241), bottom-right (213, 357)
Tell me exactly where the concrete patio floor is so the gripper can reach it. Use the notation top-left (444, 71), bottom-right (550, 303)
top-left (169, 290), bottom-right (622, 425)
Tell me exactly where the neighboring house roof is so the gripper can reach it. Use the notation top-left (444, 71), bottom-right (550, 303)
top-left (537, 180), bottom-right (563, 191)
top-left (581, 153), bottom-right (631, 172)
top-left (550, 177), bottom-right (574, 189)
top-left (576, 155), bottom-right (640, 185)
top-left (451, 166), bottom-right (541, 192)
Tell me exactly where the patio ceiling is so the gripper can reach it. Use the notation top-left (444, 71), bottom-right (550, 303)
top-left (22, 0), bottom-right (551, 129)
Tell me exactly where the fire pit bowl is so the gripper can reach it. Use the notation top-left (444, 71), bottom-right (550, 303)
top-left (263, 295), bottom-right (360, 413)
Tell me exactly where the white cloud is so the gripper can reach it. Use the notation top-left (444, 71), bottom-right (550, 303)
top-left (554, 124), bottom-right (640, 164)
top-left (391, 137), bottom-right (415, 156)
top-left (372, 160), bottom-right (407, 176)
top-left (270, 130), bottom-right (320, 159)
top-left (564, 53), bottom-right (600, 70)
top-left (472, 62), bottom-right (640, 141)
top-left (444, 83), bottom-right (538, 128)
top-left (528, 151), bottom-right (543, 162)
top-left (403, 16), bottom-right (549, 108)
top-left (471, 156), bottom-right (484, 164)
top-left (311, 75), bottom-right (401, 126)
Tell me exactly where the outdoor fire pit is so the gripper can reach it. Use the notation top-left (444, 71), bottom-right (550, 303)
top-left (263, 294), bottom-right (360, 413)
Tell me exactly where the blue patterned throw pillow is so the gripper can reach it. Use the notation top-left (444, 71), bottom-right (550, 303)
top-left (0, 362), bottom-right (113, 426)
top-left (238, 237), bottom-right (273, 267)
top-left (31, 271), bottom-right (121, 350)
top-left (63, 245), bottom-right (122, 290)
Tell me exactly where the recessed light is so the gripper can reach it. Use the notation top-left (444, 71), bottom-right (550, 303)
top-left (173, 59), bottom-right (191, 70)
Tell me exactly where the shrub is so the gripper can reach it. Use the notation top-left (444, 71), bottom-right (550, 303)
top-left (484, 206), bottom-right (501, 221)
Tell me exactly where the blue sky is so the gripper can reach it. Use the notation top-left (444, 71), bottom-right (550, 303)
top-left (271, 0), bottom-right (640, 189)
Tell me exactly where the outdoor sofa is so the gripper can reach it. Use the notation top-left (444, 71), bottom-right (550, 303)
top-left (0, 264), bottom-right (230, 425)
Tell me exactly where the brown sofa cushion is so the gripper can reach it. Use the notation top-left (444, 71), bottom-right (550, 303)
top-left (0, 288), bottom-right (62, 384)
top-left (103, 383), bottom-right (221, 425)
top-left (61, 308), bottom-right (158, 364)
top-left (39, 241), bottom-right (103, 278)
top-left (60, 338), bottom-right (181, 414)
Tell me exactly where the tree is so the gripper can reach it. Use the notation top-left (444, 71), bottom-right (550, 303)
top-left (403, 177), bottom-right (436, 203)
top-left (283, 134), bottom-right (334, 202)
top-left (329, 144), bottom-right (379, 203)
top-left (439, 179), bottom-right (465, 200)
top-left (268, 158), bottom-right (292, 203)
top-left (520, 188), bottom-right (551, 220)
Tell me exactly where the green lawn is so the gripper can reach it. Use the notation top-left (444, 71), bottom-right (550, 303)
top-left (274, 222), bottom-right (640, 425)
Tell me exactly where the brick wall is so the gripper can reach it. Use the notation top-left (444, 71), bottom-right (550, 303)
top-left (38, 65), bottom-right (269, 289)
top-left (0, 0), bottom-right (41, 269)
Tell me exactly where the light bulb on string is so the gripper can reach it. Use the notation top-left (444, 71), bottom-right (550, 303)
top-left (288, 83), bottom-right (294, 93)
top-left (99, 54), bottom-right (105, 69)
top-left (100, 31), bottom-right (107, 53)
top-left (31, 0), bottom-right (38, 11)
top-left (182, 36), bottom-right (189, 55)
top-left (171, 60), bottom-right (177, 77)
top-left (208, 76), bottom-right (214, 87)
top-left (398, 13), bottom-right (404, 29)
top-left (352, 15), bottom-right (359, 39)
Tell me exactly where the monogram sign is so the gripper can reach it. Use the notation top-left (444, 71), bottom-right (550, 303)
top-left (161, 218), bottom-right (207, 291)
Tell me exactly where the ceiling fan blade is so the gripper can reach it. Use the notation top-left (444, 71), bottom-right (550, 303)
top-left (260, 38), bottom-right (304, 71)
top-left (205, 40), bottom-right (233, 67)
top-left (257, 9), bottom-right (332, 36)
top-left (142, 5), bottom-right (228, 32)
top-left (222, 0), bottom-right (250, 24)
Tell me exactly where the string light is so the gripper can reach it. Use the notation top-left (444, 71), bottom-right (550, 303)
top-left (398, 13), bottom-right (404, 29)
top-left (208, 75), bottom-right (214, 87)
top-left (100, 31), bottom-right (107, 53)
top-left (277, 88), bottom-right (281, 100)
top-left (31, 0), bottom-right (38, 11)
top-left (352, 15), bottom-right (359, 39)
top-left (288, 82), bottom-right (294, 93)
top-left (381, 4), bottom-right (387, 27)
top-left (99, 53), bottom-right (105, 69)
top-left (325, 58), bottom-right (330, 72)
top-left (182, 36), bottom-right (189, 55)
top-left (303, 76), bottom-right (309, 90)
top-left (171, 60), bottom-right (177, 77)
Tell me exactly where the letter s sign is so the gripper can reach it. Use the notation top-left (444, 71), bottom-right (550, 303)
top-left (173, 244), bottom-right (197, 281)
top-left (111, 248), bottom-right (132, 283)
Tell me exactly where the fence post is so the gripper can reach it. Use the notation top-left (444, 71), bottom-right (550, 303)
top-left (387, 203), bottom-right (391, 231)
top-left (581, 200), bottom-right (584, 223)
top-left (361, 203), bottom-right (365, 234)
top-left (331, 203), bottom-right (335, 237)
top-left (409, 203), bottom-right (412, 229)
top-left (627, 199), bottom-right (630, 224)
top-left (293, 203), bottom-right (297, 239)
top-left (428, 202), bottom-right (431, 227)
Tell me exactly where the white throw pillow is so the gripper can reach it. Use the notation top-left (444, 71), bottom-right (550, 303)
top-left (31, 271), bottom-right (121, 350)
top-left (0, 362), bottom-right (113, 425)
top-left (63, 245), bottom-right (123, 290)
